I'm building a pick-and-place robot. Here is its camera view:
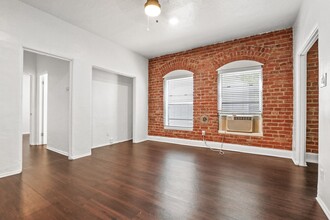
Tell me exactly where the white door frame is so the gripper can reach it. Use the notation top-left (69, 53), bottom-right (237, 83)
top-left (39, 73), bottom-right (48, 144)
top-left (23, 47), bottom-right (73, 159)
top-left (293, 26), bottom-right (319, 166)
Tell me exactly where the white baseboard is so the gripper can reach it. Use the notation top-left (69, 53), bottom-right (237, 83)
top-left (92, 139), bottom-right (132, 149)
top-left (316, 197), bottom-right (330, 219)
top-left (148, 136), bottom-right (292, 159)
top-left (69, 152), bottom-right (91, 160)
top-left (47, 146), bottom-right (69, 156)
top-left (30, 143), bottom-right (44, 146)
top-left (306, 152), bottom-right (318, 164)
top-left (22, 132), bottom-right (30, 135)
top-left (0, 169), bottom-right (22, 179)
top-left (92, 144), bottom-right (109, 149)
top-left (133, 138), bottom-right (148, 144)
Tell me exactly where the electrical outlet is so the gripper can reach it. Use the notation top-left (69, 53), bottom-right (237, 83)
top-left (202, 131), bottom-right (206, 136)
top-left (320, 168), bottom-right (325, 181)
top-left (109, 138), bottom-right (114, 144)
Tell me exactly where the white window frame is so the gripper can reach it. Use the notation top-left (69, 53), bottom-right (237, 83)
top-left (218, 64), bottom-right (263, 135)
top-left (164, 76), bottom-right (194, 131)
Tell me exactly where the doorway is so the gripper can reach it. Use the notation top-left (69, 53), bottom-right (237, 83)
top-left (294, 27), bottom-right (319, 167)
top-left (305, 40), bottom-right (319, 163)
top-left (22, 49), bottom-right (71, 165)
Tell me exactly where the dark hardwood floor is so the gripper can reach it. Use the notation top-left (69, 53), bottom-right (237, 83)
top-left (0, 135), bottom-right (326, 220)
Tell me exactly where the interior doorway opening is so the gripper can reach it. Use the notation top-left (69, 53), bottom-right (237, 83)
top-left (91, 67), bottom-right (133, 149)
top-left (294, 27), bottom-right (319, 167)
top-left (306, 40), bottom-right (319, 164)
top-left (22, 49), bottom-right (71, 165)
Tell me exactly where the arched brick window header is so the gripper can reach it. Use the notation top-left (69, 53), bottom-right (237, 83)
top-left (218, 60), bottom-right (263, 71)
top-left (164, 70), bottom-right (194, 79)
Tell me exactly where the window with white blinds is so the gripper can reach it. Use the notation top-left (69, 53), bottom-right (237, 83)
top-left (218, 67), bottom-right (262, 115)
top-left (164, 77), bottom-right (193, 128)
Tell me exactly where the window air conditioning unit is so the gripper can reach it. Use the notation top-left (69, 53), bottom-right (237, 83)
top-left (226, 116), bottom-right (254, 133)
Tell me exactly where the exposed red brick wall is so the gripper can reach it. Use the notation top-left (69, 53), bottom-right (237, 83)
top-left (306, 40), bottom-right (319, 153)
top-left (149, 29), bottom-right (293, 150)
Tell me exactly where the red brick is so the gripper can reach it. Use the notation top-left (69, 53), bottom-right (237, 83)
top-left (148, 29), bottom-right (294, 150)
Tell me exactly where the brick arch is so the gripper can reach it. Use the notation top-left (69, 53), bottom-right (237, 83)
top-left (159, 58), bottom-right (200, 77)
top-left (212, 47), bottom-right (272, 71)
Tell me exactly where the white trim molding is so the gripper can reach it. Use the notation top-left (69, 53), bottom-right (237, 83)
top-left (92, 139), bottom-right (133, 149)
top-left (133, 138), bottom-right (148, 144)
top-left (69, 152), bottom-right (92, 160)
top-left (0, 169), bottom-right (22, 179)
top-left (293, 26), bottom-right (319, 166)
top-left (306, 153), bottom-right (318, 164)
top-left (47, 146), bottom-right (69, 157)
top-left (92, 144), bottom-right (109, 149)
top-left (148, 136), bottom-right (292, 159)
top-left (316, 197), bottom-right (330, 219)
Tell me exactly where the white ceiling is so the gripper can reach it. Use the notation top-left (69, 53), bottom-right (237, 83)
top-left (19, 0), bottom-right (303, 58)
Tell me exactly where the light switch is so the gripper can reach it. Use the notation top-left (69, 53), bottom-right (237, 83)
top-left (321, 72), bottom-right (327, 88)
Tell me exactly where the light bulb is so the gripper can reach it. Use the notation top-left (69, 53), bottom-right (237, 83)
top-left (145, 4), bottom-right (161, 17)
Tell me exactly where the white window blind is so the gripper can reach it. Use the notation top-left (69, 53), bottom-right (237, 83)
top-left (165, 77), bottom-right (193, 128)
top-left (218, 67), bottom-right (262, 115)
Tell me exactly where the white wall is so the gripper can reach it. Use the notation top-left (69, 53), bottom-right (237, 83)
top-left (0, 35), bottom-right (23, 178)
top-left (22, 75), bottom-right (31, 134)
top-left (0, 0), bottom-right (148, 177)
top-left (92, 69), bottom-right (133, 148)
top-left (294, 0), bottom-right (330, 216)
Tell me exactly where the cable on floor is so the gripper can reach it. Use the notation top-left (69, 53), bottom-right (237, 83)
top-left (202, 131), bottom-right (225, 155)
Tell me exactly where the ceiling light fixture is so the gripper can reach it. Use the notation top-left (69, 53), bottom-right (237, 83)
top-left (144, 0), bottom-right (161, 17)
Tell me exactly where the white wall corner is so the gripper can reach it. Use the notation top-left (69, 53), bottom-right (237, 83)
top-left (148, 136), bottom-right (293, 159)
top-left (316, 197), bottom-right (330, 219)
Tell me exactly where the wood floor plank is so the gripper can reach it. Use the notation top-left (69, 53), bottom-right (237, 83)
top-left (0, 135), bottom-right (326, 219)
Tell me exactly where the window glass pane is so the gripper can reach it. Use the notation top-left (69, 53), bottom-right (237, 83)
top-left (168, 77), bottom-right (193, 103)
top-left (218, 69), bottom-right (262, 114)
top-left (165, 77), bottom-right (193, 128)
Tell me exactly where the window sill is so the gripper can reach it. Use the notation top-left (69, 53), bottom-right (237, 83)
top-left (165, 126), bottom-right (193, 131)
top-left (218, 130), bottom-right (263, 137)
